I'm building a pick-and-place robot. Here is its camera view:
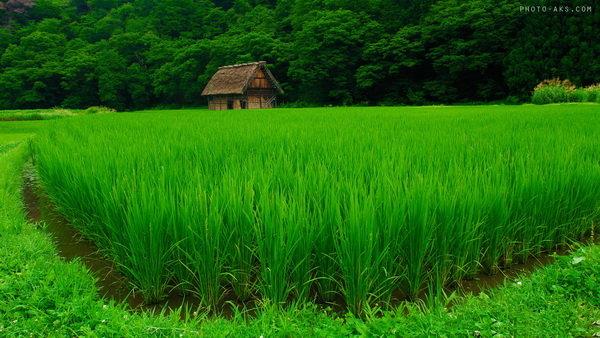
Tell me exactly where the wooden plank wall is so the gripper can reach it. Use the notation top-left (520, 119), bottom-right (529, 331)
top-left (210, 96), bottom-right (274, 110)
top-left (248, 95), bottom-right (276, 108)
top-left (209, 97), bottom-right (245, 110)
top-left (249, 69), bottom-right (271, 89)
top-left (208, 97), bottom-right (227, 110)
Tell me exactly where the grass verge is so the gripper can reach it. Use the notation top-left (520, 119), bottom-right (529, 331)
top-left (0, 107), bottom-right (115, 121)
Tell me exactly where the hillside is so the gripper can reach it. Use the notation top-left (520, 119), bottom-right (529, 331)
top-left (0, 0), bottom-right (598, 109)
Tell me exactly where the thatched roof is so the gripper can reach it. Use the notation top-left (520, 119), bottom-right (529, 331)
top-left (201, 61), bottom-right (283, 96)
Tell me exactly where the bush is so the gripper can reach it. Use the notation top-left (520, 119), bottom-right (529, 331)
top-left (568, 89), bottom-right (587, 102)
top-left (583, 84), bottom-right (600, 103)
top-left (84, 106), bottom-right (116, 114)
top-left (50, 108), bottom-right (77, 116)
top-left (278, 102), bottom-right (320, 108)
top-left (531, 78), bottom-right (575, 104)
top-left (532, 79), bottom-right (600, 104)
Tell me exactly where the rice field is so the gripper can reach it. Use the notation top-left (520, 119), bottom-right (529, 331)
top-left (33, 105), bottom-right (600, 314)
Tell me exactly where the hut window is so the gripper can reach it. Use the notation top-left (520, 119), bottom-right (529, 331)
top-left (227, 99), bottom-right (234, 109)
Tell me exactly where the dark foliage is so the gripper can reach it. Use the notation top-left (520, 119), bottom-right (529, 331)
top-left (0, 0), bottom-right (597, 109)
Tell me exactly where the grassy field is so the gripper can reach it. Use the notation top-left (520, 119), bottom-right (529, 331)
top-left (0, 105), bottom-right (599, 335)
top-left (32, 105), bottom-right (600, 314)
top-left (0, 108), bottom-right (81, 121)
top-left (0, 107), bottom-right (114, 121)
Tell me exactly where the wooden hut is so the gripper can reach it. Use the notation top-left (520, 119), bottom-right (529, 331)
top-left (201, 61), bottom-right (284, 110)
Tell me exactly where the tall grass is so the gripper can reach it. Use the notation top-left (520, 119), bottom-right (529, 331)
top-left (531, 79), bottom-right (600, 104)
top-left (33, 105), bottom-right (600, 314)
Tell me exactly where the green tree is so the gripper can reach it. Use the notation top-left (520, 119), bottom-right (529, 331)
top-left (0, 31), bottom-right (65, 108)
top-left (420, 0), bottom-right (519, 102)
top-left (152, 40), bottom-right (212, 104)
top-left (357, 26), bottom-right (426, 104)
top-left (61, 41), bottom-right (100, 107)
top-left (96, 46), bottom-right (128, 109)
top-left (504, 0), bottom-right (600, 99)
top-left (288, 10), bottom-right (381, 104)
top-left (0, 0), bottom-right (596, 109)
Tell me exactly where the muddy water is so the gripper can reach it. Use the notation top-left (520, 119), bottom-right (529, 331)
top-left (21, 166), bottom-right (588, 316)
top-left (21, 168), bottom-right (246, 317)
top-left (22, 170), bottom-right (140, 305)
top-left (454, 255), bottom-right (556, 296)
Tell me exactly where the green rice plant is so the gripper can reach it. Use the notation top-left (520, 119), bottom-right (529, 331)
top-left (287, 176), bottom-right (319, 302)
top-left (32, 105), bottom-right (600, 314)
top-left (478, 182), bottom-right (511, 274)
top-left (219, 176), bottom-right (257, 301)
top-left (311, 172), bottom-right (342, 302)
top-left (253, 182), bottom-right (306, 305)
top-left (172, 187), bottom-right (226, 308)
top-left (400, 178), bottom-right (436, 299)
top-left (335, 187), bottom-right (396, 314)
top-left (435, 182), bottom-right (482, 283)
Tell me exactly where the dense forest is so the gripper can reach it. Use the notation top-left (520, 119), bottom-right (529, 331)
top-left (0, 0), bottom-right (597, 109)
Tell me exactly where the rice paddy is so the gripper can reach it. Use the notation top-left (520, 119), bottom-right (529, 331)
top-left (32, 105), bottom-right (600, 314)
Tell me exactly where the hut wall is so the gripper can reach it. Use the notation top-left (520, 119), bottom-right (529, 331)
top-left (248, 96), bottom-right (276, 109)
top-left (209, 97), bottom-right (228, 110)
top-left (209, 96), bottom-right (250, 110)
top-left (247, 88), bottom-right (276, 109)
top-left (247, 95), bottom-right (263, 109)
top-left (211, 96), bottom-right (275, 110)
top-left (249, 69), bottom-right (271, 89)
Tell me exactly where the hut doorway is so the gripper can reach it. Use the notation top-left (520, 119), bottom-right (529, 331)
top-left (241, 100), bottom-right (247, 109)
top-left (227, 99), bottom-right (234, 110)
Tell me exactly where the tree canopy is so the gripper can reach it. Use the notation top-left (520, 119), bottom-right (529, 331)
top-left (0, 0), bottom-right (597, 109)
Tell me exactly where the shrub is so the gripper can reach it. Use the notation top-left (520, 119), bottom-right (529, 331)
top-left (531, 78), bottom-right (575, 104)
top-left (504, 96), bottom-right (522, 105)
top-left (84, 106), bottom-right (116, 114)
top-left (568, 89), bottom-right (587, 102)
top-left (50, 108), bottom-right (77, 116)
top-left (583, 84), bottom-right (600, 103)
